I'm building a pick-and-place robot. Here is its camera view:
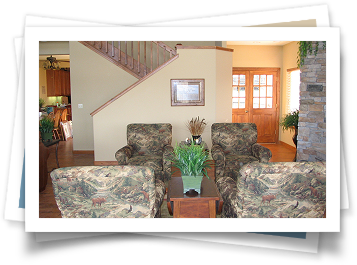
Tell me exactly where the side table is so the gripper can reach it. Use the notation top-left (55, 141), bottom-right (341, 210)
top-left (41, 139), bottom-right (60, 170)
top-left (167, 176), bottom-right (223, 218)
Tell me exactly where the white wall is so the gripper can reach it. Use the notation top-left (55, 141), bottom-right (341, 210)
top-left (93, 48), bottom-right (233, 162)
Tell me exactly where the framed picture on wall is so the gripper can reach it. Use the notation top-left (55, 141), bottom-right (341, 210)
top-left (171, 79), bottom-right (205, 106)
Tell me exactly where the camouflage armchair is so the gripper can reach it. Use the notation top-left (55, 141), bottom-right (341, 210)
top-left (50, 166), bottom-right (166, 218)
top-left (115, 123), bottom-right (173, 184)
top-left (211, 123), bottom-right (272, 181)
top-left (217, 162), bottom-right (326, 218)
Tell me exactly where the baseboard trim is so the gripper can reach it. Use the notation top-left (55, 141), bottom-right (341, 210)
top-left (94, 161), bottom-right (118, 166)
top-left (73, 150), bottom-right (95, 155)
top-left (279, 141), bottom-right (296, 151)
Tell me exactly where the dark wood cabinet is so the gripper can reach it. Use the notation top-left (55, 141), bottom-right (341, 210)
top-left (46, 70), bottom-right (71, 97)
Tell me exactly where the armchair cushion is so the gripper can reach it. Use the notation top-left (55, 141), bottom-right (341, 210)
top-left (211, 123), bottom-right (272, 180)
top-left (50, 166), bottom-right (165, 218)
top-left (217, 162), bottom-right (326, 218)
top-left (127, 123), bottom-right (172, 156)
top-left (127, 155), bottom-right (163, 172)
top-left (116, 123), bottom-right (173, 184)
top-left (211, 123), bottom-right (257, 156)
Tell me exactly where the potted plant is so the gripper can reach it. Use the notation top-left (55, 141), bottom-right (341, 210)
top-left (186, 116), bottom-right (207, 144)
top-left (280, 110), bottom-right (299, 161)
top-left (170, 140), bottom-right (211, 195)
top-left (39, 98), bottom-right (46, 112)
top-left (39, 116), bottom-right (54, 141)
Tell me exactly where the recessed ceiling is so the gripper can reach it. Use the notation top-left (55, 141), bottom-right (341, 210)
top-left (227, 41), bottom-right (292, 46)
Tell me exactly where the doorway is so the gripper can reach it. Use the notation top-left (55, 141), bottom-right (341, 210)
top-left (232, 67), bottom-right (280, 143)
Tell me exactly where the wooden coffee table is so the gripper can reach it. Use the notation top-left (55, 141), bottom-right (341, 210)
top-left (167, 176), bottom-right (223, 218)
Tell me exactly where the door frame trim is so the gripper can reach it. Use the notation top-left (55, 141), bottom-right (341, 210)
top-left (232, 67), bottom-right (280, 143)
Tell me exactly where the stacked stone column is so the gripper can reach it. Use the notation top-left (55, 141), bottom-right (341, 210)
top-left (297, 41), bottom-right (326, 162)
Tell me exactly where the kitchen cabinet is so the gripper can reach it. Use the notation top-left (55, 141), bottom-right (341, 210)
top-left (46, 70), bottom-right (71, 96)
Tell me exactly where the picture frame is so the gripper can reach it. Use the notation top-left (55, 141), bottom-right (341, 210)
top-left (171, 79), bottom-right (205, 106)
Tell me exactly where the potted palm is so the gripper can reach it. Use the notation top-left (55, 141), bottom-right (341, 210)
top-left (39, 116), bottom-right (54, 141)
top-left (170, 140), bottom-right (211, 195)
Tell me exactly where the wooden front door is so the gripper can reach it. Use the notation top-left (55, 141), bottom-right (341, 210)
top-left (232, 68), bottom-right (280, 143)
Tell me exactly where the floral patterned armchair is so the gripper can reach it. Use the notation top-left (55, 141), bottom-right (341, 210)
top-left (115, 123), bottom-right (173, 184)
top-left (50, 166), bottom-right (166, 218)
top-left (217, 162), bottom-right (326, 218)
top-left (211, 123), bottom-right (272, 181)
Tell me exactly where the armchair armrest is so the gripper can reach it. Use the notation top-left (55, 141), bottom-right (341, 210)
top-left (216, 176), bottom-right (243, 218)
top-left (252, 143), bottom-right (272, 162)
top-left (115, 145), bottom-right (134, 164)
top-left (211, 144), bottom-right (226, 179)
top-left (162, 144), bottom-right (174, 181)
top-left (211, 144), bottom-right (225, 161)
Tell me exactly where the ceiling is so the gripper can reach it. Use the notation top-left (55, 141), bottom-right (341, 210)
top-left (227, 41), bottom-right (292, 46)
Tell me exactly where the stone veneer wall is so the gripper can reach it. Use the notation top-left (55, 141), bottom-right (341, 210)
top-left (296, 41), bottom-right (326, 162)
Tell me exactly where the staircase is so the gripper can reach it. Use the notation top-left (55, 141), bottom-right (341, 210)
top-left (79, 41), bottom-right (177, 79)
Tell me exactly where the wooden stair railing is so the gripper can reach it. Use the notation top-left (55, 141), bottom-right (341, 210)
top-left (79, 41), bottom-right (176, 79)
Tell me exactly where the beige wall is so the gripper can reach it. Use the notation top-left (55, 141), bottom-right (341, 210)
top-left (93, 48), bottom-right (233, 162)
top-left (69, 41), bottom-right (139, 151)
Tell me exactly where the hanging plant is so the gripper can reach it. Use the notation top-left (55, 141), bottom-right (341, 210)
top-left (297, 41), bottom-right (326, 68)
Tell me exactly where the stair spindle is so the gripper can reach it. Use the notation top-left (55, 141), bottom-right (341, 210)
top-left (157, 42), bottom-right (159, 68)
top-left (150, 42), bottom-right (153, 72)
top-left (131, 42), bottom-right (134, 69)
top-left (118, 41), bottom-right (121, 61)
top-left (137, 41), bottom-right (140, 74)
top-left (144, 42), bottom-right (147, 75)
top-left (111, 41), bottom-right (114, 57)
top-left (125, 41), bottom-right (127, 65)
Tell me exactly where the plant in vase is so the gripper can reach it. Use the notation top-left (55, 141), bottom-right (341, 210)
top-left (186, 116), bottom-right (207, 144)
top-left (39, 98), bottom-right (46, 112)
top-left (39, 116), bottom-right (54, 141)
top-left (170, 140), bottom-right (211, 195)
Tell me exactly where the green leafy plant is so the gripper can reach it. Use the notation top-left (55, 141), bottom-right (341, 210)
top-left (280, 110), bottom-right (299, 132)
top-left (297, 41), bottom-right (326, 68)
top-left (170, 140), bottom-right (211, 178)
top-left (39, 98), bottom-right (46, 110)
top-left (39, 116), bottom-right (55, 134)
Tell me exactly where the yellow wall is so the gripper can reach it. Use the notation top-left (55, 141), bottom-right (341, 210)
top-left (93, 48), bottom-right (233, 162)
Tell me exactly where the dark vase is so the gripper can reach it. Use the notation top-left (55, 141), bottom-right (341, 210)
top-left (292, 127), bottom-right (298, 162)
top-left (292, 127), bottom-right (298, 147)
top-left (192, 135), bottom-right (202, 144)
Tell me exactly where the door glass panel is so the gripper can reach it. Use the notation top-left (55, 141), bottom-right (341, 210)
top-left (267, 98), bottom-right (273, 108)
top-left (260, 75), bottom-right (266, 85)
top-left (239, 98), bottom-right (245, 108)
top-left (253, 98), bottom-right (259, 108)
top-left (260, 86), bottom-right (266, 97)
top-left (253, 75), bottom-right (260, 85)
top-left (233, 75), bottom-right (238, 85)
top-left (267, 75), bottom-right (273, 85)
top-left (239, 87), bottom-right (245, 97)
top-left (260, 99), bottom-right (266, 108)
top-left (239, 75), bottom-right (246, 85)
top-left (267, 86), bottom-right (273, 97)
top-left (253, 87), bottom-right (259, 97)
top-left (232, 87), bottom-right (238, 97)
top-left (232, 98), bottom-right (238, 109)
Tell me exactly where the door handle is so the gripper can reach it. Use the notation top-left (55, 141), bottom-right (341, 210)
top-left (245, 110), bottom-right (249, 113)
